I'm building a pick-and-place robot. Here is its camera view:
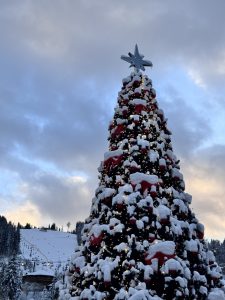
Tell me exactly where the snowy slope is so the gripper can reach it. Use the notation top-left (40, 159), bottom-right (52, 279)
top-left (20, 229), bottom-right (77, 275)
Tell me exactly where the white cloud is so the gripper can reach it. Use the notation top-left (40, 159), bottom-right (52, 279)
top-left (0, 0), bottom-right (225, 239)
top-left (187, 69), bottom-right (207, 89)
top-left (4, 201), bottom-right (42, 227)
top-left (183, 145), bottom-right (225, 240)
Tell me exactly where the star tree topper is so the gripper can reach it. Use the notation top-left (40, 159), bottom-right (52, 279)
top-left (121, 44), bottom-right (153, 72)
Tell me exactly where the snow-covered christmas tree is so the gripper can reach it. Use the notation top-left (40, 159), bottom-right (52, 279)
top-left (61, 46), bottom-right (225, 300)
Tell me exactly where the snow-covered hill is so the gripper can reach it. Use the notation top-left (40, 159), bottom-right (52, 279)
top-left (20, 229), bottom-right (77, 275)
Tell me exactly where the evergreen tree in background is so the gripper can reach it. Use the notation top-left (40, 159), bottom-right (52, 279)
top-left (209, 240), bottom-right (225, 273)
top-left (0, 216), bottom-right (20, 256)
top-left (0, 256), bottom-right (22, 299)
top-left (76, 221), bottom-right (85, 246)
top-left (60, 46), bottom-right (225, 299)
top-left (0, 216), bottom-right (21, 298)
top-left (0, 260), bottom-right (7, 299)
top-left (24, 223), bottom-right (32, 229)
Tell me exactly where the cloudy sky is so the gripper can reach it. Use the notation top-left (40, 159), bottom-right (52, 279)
top-left (1, 0), bottom-right (225, 239)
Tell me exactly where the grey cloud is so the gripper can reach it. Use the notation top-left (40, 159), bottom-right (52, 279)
top-left (0, 0), bottom-right (225, 234)
top-left (182, 145), bottom-right (225, 239)
top-left (21, 172), bottom-right (92, 226)
top-left (159, 86), bottom-right (212, 158)
top-left (190, 144), bottom-right (225, 180)
top-left (2, 1), bottom-right (225, 84)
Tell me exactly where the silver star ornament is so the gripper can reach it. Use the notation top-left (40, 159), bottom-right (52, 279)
top-left (121, 44), bottom-right (153, 72)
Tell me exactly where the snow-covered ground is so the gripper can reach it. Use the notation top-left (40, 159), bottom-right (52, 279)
top-left (20, 228), bottom-right (77, 275)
